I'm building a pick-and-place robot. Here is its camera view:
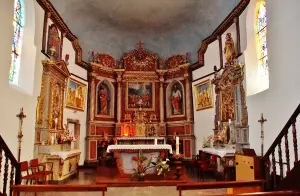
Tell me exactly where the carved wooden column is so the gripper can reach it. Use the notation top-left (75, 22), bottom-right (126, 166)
top-left (115, 69), bottom-right (124, 136)
top-left (89, 75), bottom-right (95, 121)
top-left (183, 67), bottom-right (192, 122)
top-left (157, 70), bottom-right (166, 122)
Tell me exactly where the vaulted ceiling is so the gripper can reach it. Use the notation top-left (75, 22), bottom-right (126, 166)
top-left (50, 0), bottom-right (240, 62)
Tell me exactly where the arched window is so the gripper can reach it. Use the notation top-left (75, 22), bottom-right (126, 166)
top-left (9, 0), bottom-right (25, 85)
top-left (256, 0), bottom-right (268, 76)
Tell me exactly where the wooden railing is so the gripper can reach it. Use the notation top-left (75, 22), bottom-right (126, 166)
top-left (263, 103), bottom-right (300, 190)
top-left (12, 184), bottom-right (107, 196)
top-left (0, 135), bottom-right (21, 196)
top-left (177, 180), bottom-right (265, 196)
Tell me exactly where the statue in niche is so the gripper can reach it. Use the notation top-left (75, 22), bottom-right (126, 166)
top-left (224, 33), bottom-right (236, 63)
top-left (97, 84), bottom-right (110, 115)
top-left (170, 83), bottom-right (183, 115)
top-left (47, 24), bottom-right (60, 60)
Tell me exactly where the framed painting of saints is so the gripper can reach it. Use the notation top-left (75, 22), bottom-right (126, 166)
top-left (66, 78), bottom-right (87, 111)
top-left (194, 79), bottom-right (213, 111)
top-left (125, 81), bottom-right (155, 111)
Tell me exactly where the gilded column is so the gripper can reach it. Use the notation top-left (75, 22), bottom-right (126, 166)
top-left (159, 78), bottom-right (164, 122)
top-left (90, 77), bottom-right (95, 121)
top-left (117, 82), bottom-right (121, 123)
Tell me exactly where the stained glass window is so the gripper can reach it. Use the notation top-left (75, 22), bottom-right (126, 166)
top-left (9, 0), bottom-right (25, 85)
top-left (256, 1), bottom-right (268, 76)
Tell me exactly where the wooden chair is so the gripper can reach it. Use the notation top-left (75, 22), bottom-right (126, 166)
top-left (20, 161), bottom-right (43, 184)
top-left (199, 154), bottom-right (217, 181)
top-left (29, 159), bottom-right (53, 184)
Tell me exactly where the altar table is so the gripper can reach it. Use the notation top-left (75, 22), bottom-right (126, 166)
top-left (203, 147), bottom-right (236, 181)
top-left (107, 144), bottom-right (172, 177)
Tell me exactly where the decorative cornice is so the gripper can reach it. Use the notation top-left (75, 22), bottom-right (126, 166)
top-left (36, 0), bottom-right (89, 70)
top-left (195, 0), bottom-right (250, 71)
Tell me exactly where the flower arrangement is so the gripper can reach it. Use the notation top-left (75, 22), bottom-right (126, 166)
top-left (203, 134), bottom-right (225, 148)
top-left (173, 153), bottom-right (183, 160)
top-left (130, 150), bottom-right (170, 181)
top-left (60, 135), bottom-right (76, 143)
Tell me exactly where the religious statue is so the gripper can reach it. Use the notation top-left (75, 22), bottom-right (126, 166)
top-left (170, 84), bottom-right (182, 115)
top-left (224, 33), bottom-right (236, 63)
top-left (98, 87), bottom-right (109, 115)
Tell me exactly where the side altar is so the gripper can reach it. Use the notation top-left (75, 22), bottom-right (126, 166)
top-left (34, 60), bottom-right (81, 182)
top-left (85, 42), bottom-right (195, 165)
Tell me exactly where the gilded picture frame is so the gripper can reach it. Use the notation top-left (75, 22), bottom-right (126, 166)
top-left (125, 81), bottom-right (155, 111)
top-left (65, 78), bottom-right (87, 111)
top-left (194, 79), bottom-right (213, 111)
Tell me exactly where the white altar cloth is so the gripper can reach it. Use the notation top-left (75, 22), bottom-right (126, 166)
top-left (116, 137), bottom-right (165, 141)
top-left (106, 144), bottom-right (173, 154)
top-left (50, 149), bottom-right (81, 160)
top-left (203, 147), bottom-right (235, 158)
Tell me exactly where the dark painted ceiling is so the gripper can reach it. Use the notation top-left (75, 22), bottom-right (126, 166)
top-left (50, 0), bottom-right (240, 62)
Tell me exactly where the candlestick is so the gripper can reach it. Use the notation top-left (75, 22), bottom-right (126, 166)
top-left (176, 136), bottom-right (179, 154)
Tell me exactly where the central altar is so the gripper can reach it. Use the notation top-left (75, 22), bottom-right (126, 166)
top-left (85, 42), bottom-right (195, 165)
top-left (107, 144), bottom-right (172, 176)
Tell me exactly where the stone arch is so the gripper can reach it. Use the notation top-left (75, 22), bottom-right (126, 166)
top-left (95, 79), bottom-right (115, 117)
top-left (166, 80), bottom-right (185, 117)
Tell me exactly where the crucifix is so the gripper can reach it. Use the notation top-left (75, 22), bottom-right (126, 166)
top-left (16, 107), bottom-right (26, 162)
top-left (137, 40), bottom-right (144, 48)
top-left (258, 113), bottom-right (267, 156)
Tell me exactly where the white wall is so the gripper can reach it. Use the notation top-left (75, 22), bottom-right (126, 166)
top-left (245, 0), bottom-right (300, 156)
top-left (0, 0), bottom-right (45, 161)
top-left (192, 0), bottom-right (300, 158)
top-left (62, 39), bottom-right (88, 165)
top-left (0, 0), bottom-right (88, 166)
top-left (192, 40), bottom-right (219, 151)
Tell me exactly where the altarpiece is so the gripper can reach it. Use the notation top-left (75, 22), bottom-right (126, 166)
top-left (86, 43), bottom-right (195, 165)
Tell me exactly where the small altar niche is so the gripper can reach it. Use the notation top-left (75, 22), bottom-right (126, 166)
top-left (212, 61), bottom-right (249, 150)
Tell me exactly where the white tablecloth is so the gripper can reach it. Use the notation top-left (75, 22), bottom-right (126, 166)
top-left (203, 148), bottom-right (235, 157)
top-left (50, 149), bottom-right (81, 160)
top-left (106, 144), bottom-right (173, 154)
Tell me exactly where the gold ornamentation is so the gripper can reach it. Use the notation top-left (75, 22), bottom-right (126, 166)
top-left (36, 75), bottom-right (46, 125)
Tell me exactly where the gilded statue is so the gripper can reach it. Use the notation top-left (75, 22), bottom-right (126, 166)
top-left (224, 33), bottom-right (236, 63)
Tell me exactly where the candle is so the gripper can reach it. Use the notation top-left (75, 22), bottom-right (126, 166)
top-left (218, 121), bottom-right (220, 125)
top-left (229, 119), bottom-right (231, 124)
top-left (154, 139), bottom-right (157, 145)
top-left (55, 118), bottom-right (58, 124)
top-left (176, 136), bottom-right (179, 154)
top-left (51, 136), bottom-right (54, 145)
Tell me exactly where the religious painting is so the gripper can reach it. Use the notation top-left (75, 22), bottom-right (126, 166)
top-left (146, 124), bottom-right (159, 137)
top-left (47, 24), bottom-right (61, 60)
top-left (170, 82), bottom-right (184, 115)
top-left (126, 81), bottom-right (155, 111)
top-left (66, 78), bottom-right (87, 111)
top-left (194, 79), bottom-right (213, 111)
top-left (96, 82), bottom-right (111, 116)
